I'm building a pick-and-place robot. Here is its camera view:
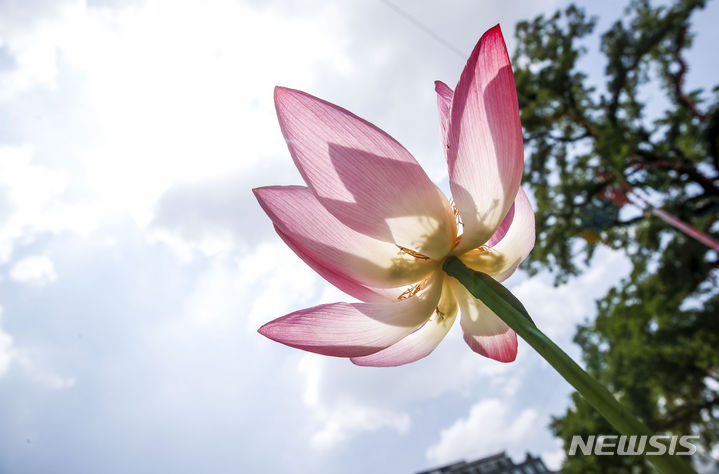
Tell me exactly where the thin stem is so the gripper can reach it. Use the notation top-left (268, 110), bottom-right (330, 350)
top-left (443, 256), bottom-right (696, 474)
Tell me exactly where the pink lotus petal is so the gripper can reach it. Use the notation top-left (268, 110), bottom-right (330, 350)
top-left (486, 203), bottom-right (514, 248)
top-left (491, 263), bottom-right (521, 284)
top-left (447, 25), bottom-right (524, 253)
top-left (489, 187), bottom-right (535, 280)
top-left (259, 271), bottom-right (444, 358)
top-left (460, 188), bottom-right (534, 282)
top-left (351, 276), bottom-right (458, 366)
top-left (254, 186), bottom-right (438, 289)
top-left (450, 279), bottom-right (518, 362)
top-left (435, 80), bottom-right (453, 152)
top-left (459, 187), bottom-right (535, 282)
top-left (274, 86), bottom-right (455, 260)
top-left (274, 226), bottom-right (396, 303)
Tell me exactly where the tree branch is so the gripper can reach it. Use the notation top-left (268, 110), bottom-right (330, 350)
top-left (615, 215), bottom-right (645, 227)
top-left (627, 152), bottom-right (719, 195)
top-left (653, 395), bottom-right (719, 432)
top-left (674, 25), bottom-right (707, 121)
top-left (542, 110), bottom-right (600, 138)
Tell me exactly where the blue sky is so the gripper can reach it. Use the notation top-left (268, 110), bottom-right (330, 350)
top-left (0, 0), bottom-right (717, 473)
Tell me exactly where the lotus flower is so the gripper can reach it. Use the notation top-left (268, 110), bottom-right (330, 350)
top-left (253, 25), bottom-right (535, 366)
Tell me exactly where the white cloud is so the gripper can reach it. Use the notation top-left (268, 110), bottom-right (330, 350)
top-left (9, 255), bottom-right (57, 286)
top-left (541, 447), bottom-right (565, 471)
top-left (14, 352), bottom-right (76, 389)
top-left (48, 0), bottom-right (348, 227)
top-left (298, 353), bottom-right (411, 450)
top-left (241, 242), bottom-right (325, 331)
top-left (511, 248), bottom-right (631, 341)
top-left (0, 308), bottom-right (13, 378)
top-left (0, 0), bottom-right (73, 99)
top-left (0, 306), bottom-right (73, 388)
top-left (172, 239), bottom-right (325, 335)
top-left (0, 0), bottom-right (352, 259)
top-left (311, 404), bottom-right (410, 450)
top-left (0, 145), bottom-right (99, 264)
top-left (425, 398), bottom-right (538, 465)
top-left (148, 165), bottom-right (302, 260)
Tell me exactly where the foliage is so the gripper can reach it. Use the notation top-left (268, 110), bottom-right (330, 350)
top-left (512, 0), bottom-right (719, 470)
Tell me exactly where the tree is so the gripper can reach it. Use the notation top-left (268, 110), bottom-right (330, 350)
top-left (511, 0), bottom-right (719, 471)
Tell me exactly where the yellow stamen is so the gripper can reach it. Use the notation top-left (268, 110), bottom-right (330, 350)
top-left (397, 277), bottom-right (429, 301)
top-left (453, 235), bottom-right (463, 249)
top-left (396, 245), bottom-right (430, 260)
top-left (449, 198), bottom-right (464, 250)
top-left (448, 198), bottom-right (463, 226)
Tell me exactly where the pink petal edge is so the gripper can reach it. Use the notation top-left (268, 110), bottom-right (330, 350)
top-left (487, 187), bottom-right (535, 281)
top-left (258, 271), bottom-right (444, 358)
top-left (450, 279), bottom-right (518, 362)
top-left (434, 80), bottom-right (453, 153)
top-left (463, 330), bottom-right (517, 363)
top-left (486, 203), bottom-right (515, 248)
top-left (447, 25), bottom-right (524, 253)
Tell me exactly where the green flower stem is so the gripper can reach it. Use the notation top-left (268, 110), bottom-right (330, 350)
top-left (443, 256), bottom-right (696, 474)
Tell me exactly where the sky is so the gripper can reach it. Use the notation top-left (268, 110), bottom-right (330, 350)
top-left (0, 0), bottom-right (717, 473)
